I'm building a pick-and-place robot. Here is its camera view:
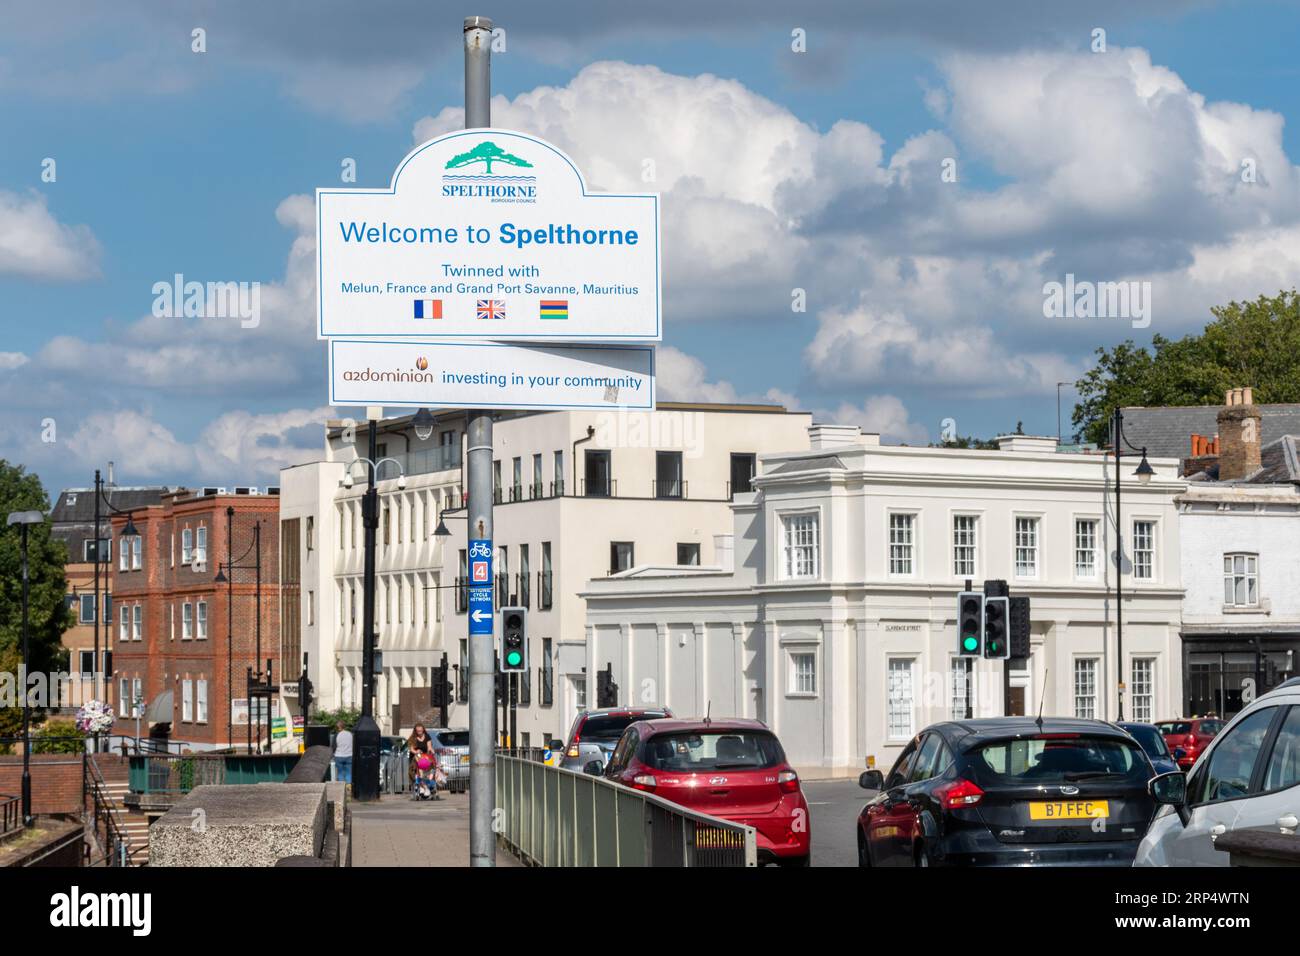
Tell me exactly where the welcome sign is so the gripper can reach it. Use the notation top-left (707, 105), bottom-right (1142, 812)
top-left (317, 129), bottom-right (661, 342)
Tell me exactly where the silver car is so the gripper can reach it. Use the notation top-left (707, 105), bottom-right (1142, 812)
top-left (1135, 677), bottom-right (1300, 866)
top-left (429, 727), bottom-right (471, 792)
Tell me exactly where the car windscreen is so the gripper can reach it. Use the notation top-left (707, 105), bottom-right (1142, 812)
top-left (434, 731), bottom-right (469, 747)
top-left (641, 731), bottom-right (785, 771)
top-left (967, 735), bottom-right (1150, 787)
top-left (1157, 721), bottom-right (1192, 735)
top-left (579, 714), bottom-right (665, 742)
top-left (1124, 725), bottom-right (1170, 758)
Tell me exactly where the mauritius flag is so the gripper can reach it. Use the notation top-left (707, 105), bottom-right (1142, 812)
top-left (539, 299), bottom-right (569, 320)
top-left (413, 299), bottom-right (442, 319)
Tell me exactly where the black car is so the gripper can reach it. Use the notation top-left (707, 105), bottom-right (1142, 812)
top-left (857, 718), bottom-right (1159, 867)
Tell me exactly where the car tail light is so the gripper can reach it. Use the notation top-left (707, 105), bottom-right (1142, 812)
top-left (566, 734), bottom-right (581, 758)
top-left (1186, 734), bottom-right (1196, 748)
top-left (777, 770), bottom-right (800, 793)
top-left (935, 778), bottom-right (984, 809)
top-left (632, 774), bottom-right (656, 791)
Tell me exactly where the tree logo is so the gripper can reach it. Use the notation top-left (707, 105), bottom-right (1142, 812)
top-left (442, 140), bottom-right (537, 204)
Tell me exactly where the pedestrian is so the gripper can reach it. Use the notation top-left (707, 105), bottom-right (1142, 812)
top-left (407, 723), bottom-right (437, 800)
top-left (334, 719), bottom-right (354, 788)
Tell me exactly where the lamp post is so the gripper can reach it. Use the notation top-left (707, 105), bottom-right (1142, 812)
top-left (1111, 407), bottom-right (1154, 722)
top-left (7, 510), bottom-right (44, 827)
top-left (342, 413), bottom-right (406, 801)
top-left (215, 514), bottom-right (264, 752)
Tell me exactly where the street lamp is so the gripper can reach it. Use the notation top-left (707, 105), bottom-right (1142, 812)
top-left (7, 509), bottom-right (44, 828)
top-left (214, 510), bottom-right (265, 752)
top-left (412, 407), bottom-right (436, 442)
top-left (1111, 407), bottom-right (1154, 722)
top-left (341, 430), bottom-right (407, 802)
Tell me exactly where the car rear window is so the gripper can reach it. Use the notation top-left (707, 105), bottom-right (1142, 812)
top-left (1125, 725), bottom-right (1170, 758)
top-left (1158, 721), bottom-right (1192, 735)
top-left (1199, 721), bottom-right (1224, 735)
top-left (642, 730), bottom-right (785, 771)
top-left (435, 731), bottom-right (469, 747)
top-left (968, 735), bottom-right (1150, 787)
top-left (579, 713), bottom-right (665, 742)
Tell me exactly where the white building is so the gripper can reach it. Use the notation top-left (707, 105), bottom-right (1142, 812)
top-left (278, 403), bottom-right (813, 740)
top-left (1176, 389), bottom-right (1300, 716)
top-left (581, 426), bottom-right (1188, 776)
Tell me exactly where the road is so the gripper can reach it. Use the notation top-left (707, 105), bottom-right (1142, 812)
top-left (804, 778), bottom-right (876, 867)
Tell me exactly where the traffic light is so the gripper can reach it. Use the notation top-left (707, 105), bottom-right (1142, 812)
top-left (958, 591), bottom-right (984, 656)
top-left (596, 663), bottom-right (618, 708)
top-left (983, 595), bottom-right (1010, 659)
top-left (1009, 596), bottom-right (1031, 659)
top-left (499, 606), bottom-right (527, 673)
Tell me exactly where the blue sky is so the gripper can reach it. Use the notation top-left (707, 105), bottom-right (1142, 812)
top-left (3, 1), bottom-right (1300, 492)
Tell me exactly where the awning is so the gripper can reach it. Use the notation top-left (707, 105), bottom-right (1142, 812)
top-left (143, 690), bottom-right (174, 725)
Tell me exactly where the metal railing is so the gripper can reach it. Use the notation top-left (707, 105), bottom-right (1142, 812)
top-left (129, 753), bottom-right (301, 794)
top-left (653, 478), bottom-right (687, 499)
top-left (85, 753), bottom-right (135, 867)
top-left (494, 754), bottom-right (756, 867)
top-left (0, 794), bottom-right (19, 837)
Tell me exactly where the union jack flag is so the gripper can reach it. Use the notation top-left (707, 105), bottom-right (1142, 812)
top-left (476, 299), bottom-right (506, 320)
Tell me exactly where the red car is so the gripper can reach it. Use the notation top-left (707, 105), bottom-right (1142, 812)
top-left (1155, 717), bottom-right (1225, 770)
top-left (603, 717), bottom-right (811, 867)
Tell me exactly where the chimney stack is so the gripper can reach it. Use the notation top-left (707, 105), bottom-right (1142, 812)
top-left (1216, 387), bottom-right (1262, 480)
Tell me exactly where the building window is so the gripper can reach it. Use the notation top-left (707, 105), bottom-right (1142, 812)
top-left (571, 675), bottom-right (587, 711)
top-left (781, 512), bottom-right (820, 579)
top-left (131, 535), bottom-right (142, 570)
top-left (308, 590), bottom-right (316, 626)
top-left (512, 457), bottom-right (523, 501)
top-left (1132, 520), bottom-right (1155, 580)
top-left (789, 650), bottom-right (816, 696)
top-left (183, 602), bottom-right (193, 640)
top-left (519, 544), bottom-right (530, 609)
top-left (655, 451), bottom-right (683, 499)
top-left (170, 603), bottom-right (175, 641)
top-left (553, 450), bottom-right (564, 495)
top-left (889, 513), bottom-right (915, 575)
top-left (493, 460), bottom-right (502, 503)
top-left (196, 680), bottom-right (208, 723)
top-left (182, 680), bottom-right (193, 722)
top-left (119, 605), bottom-right (129, 641)
top-left (306, 515), bottom-right (314, 553)
top-left (1223, 553), bottom-right (1259, 607)
top-left (1073, 658), bottom-right (1098, 719)
top-left (610, 541), bottom-right (634, 574)
top-left (131, 678), bottom-right (142, 718)
top-left (1131, 658), bottom-right (1155, 722)
top-left (677, 542), bottom-right (700, 566)
top-left (1014, 517), bottom-right (1039, 578)
top-left (541, 638), bottom-right (554, 707)
top-left (197, 601), bottom-right (208, 639)
top-left (1074, 518), bottom-right (1098, 578)
top-left (79, 593), bottom-right (97, 624)
top-left (119, 539), bottom-right (129, 571)
top-left (952, 515), bottom-right (977, 577)
top-left (383, 504), bottom-right (391, 546)
top-left (532, 453), bottom-right (543, 498)
top-left (540, 542), bottom-right (553, 610)
top-left (584, 450), bottom-right (612, 497)
top-left (119, 678), bottom-right (129, 714)
top-left (132, 605), bottom-right (142, 641)
top-left (950, 657), bottom-right (974, 719)
top-left (181, 528), bottom-right (193, 564)
top-left (886, 658), bottom-right (916, 740)
top-left (729, 453), bottom-right (756, 499)
top-left (78, 650), bottom-right (94, 679)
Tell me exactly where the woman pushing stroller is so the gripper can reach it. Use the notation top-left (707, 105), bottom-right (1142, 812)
top-left (408, 724), bottom-right (443, 800)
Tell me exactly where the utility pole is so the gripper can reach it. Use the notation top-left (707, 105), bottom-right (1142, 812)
top-left (353, 409), bottom-right (383, 799)
top-left (465, 13), bottom-right (497, 867)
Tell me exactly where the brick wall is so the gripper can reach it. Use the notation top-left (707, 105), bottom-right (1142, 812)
top-left (0, 754), bottom-right (87, 815)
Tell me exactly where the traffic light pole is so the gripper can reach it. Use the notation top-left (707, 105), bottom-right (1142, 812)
top-left (465, 13), bottom-right (496, 867)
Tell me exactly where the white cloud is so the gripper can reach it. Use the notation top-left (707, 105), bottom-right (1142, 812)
top-left (821, 396), bottom-right (929, 445)
top-left (0, 352), bottom-right (28, 370)
top-left (0, 190), bottom-right (101, 281)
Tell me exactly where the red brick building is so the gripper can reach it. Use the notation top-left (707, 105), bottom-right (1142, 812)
top-left (110, 489), bottom-right (281, 750)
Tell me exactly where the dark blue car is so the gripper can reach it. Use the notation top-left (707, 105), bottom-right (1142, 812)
top-left (1114, 722), bottom-right (1182, 775)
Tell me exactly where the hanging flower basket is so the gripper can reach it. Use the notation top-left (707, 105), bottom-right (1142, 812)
top-left (76, 699), bottom-right (115, 735)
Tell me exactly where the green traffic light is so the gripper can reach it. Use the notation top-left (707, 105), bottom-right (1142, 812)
top-left (963, 636), bottom-right (979, 652)
top-left (506, 651), bottom-right (522, 666)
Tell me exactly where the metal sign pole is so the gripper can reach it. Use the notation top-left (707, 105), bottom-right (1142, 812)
top-left (465, 13), bottom-right (496, 867)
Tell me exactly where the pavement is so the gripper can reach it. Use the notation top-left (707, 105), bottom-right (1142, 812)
top-left (804, 778), bottom-right (875, 868)
top-left (349, 790), bottom-right (522, 867)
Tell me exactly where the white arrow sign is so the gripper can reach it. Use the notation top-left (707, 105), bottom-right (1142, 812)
top-left (471, 609), bottom-right (491, 624)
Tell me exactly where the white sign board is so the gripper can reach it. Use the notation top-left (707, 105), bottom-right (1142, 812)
top-left (317, 129), bottom-right (660, 342)
top-left (329, 339), bottom-right (655, 410)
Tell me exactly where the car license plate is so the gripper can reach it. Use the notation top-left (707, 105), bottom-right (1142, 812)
top-left (1028, 800), bottom-right (1109, 820)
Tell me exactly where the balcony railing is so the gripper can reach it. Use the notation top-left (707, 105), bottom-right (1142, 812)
top-left (653, 478), bottom-right (687, 499)
top-left (509, 484), bottom-right (523, 502)
top-left (581, 478), bottom-right (616, 497)
top-left (551, 479), bottom-right (565, 497)
top-left (530, 482), bottom-right (543, 499)
top-left (538, 571), bottom-right (553, 610)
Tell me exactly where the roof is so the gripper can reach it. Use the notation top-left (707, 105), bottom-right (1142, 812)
top-left (933, 716), bottom-right (1133, 748)
top-left (631, 717), bottom-right (770, 736)
top-left (766, 454), bottom-right (847, 475)
top-left (1121, 403), bottom-right (1300, 461)
top-left (1185, 434), bottom-right (1300, 486)
top-left (48, 487), bottom-right (171, 560)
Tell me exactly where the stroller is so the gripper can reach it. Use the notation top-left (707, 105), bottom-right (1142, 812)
top-left (411, 753), bottom-right (447, 801)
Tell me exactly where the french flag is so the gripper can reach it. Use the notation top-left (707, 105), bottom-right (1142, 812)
top-left (413, 299), bottom-right (442, 319)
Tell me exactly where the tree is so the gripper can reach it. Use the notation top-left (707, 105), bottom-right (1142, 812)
top-left (32, 717), bottom-right (84, 754)
top-left (1072, 290), bottom-right (1300, 445)
top-left (445, 141), bottom-right (533, 175)
top-left (312, 706), bottom-right (361, 730)
top-left (0, 461), bottom-right (69, 683)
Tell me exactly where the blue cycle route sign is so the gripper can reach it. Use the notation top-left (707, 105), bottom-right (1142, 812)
top-left (468, 538), bottom-right (493, 636)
